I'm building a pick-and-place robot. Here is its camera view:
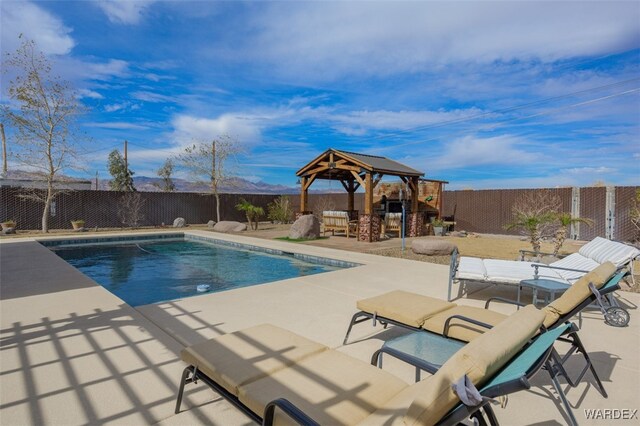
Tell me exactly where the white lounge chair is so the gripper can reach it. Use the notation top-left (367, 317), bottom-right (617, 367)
top-left (449, 237), bottom-right (639, 301)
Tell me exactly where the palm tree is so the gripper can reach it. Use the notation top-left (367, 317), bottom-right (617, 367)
top-left (235, 199), bottom-right (264, 230)
top-left (505, 211), bottom-right (556, 256)
top-left (552, 213), bottom-right (593, 257)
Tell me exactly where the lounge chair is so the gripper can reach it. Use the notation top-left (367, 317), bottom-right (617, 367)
top-left (450, 236), bottom-right (639, 301)
top-left (345, 262), bottom-right (625, 345)
top-left (175, 306), bottom-right (563, 425)
top-left (322, 210), bottom-right (359, 238)
top-left (343, 263), bottom-right (624, 402)
top-left (384, 212), bottom-right (402, 237)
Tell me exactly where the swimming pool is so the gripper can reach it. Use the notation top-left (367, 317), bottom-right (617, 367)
top-left (49, 235), bottom-right (356, 306)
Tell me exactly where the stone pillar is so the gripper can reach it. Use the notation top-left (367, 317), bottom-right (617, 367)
top-left (358, 214), bottom-right (381, 242)
top-left (408, 212), bottom-right (425, 237)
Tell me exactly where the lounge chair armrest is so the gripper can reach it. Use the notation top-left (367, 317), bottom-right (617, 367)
top-left (519, 249), bottom-right (563, 260)
top-left (531, 263), bottom-right (590, 273)
top-left (484, 297), bottom-right (526, 309)
top-left (443, 315), bottom-right (493, 337)
top-left (530, 263), bottom-right (590, 279)
top-left (264, 398), bottom-right (320, 426)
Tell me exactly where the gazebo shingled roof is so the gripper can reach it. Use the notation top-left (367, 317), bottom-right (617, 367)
top-left (296, 149), bottom-right (424, 180)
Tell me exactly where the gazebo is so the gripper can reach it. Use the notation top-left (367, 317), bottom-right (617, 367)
top-left (296, 148), bottom-right (426, 242)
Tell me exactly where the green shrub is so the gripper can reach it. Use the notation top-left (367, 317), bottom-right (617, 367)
top-left (267, 196), bottom-right (293, 224)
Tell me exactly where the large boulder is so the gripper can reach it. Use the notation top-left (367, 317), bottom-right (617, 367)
top-left (411, 238), bottom-right (457, 256)
top-left (173, 217), bottom-right (186, 228)
top-left (213, 221), bottom-right (247, 233)
top-left (289, 215), bottom-right (320, 239)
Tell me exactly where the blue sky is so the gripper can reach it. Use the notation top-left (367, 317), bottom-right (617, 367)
top-left (1, 0), bottom-right (639, 190)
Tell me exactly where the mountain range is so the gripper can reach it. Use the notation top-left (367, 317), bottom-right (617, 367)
top-left (1, 170), bottom-right (300, 194)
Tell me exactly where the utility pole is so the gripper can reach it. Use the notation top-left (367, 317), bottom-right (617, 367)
top-left (95, 171), bottom-right (99, 190)
top-left (124, 140), bottom-right (128, 171)
top-left (0, 123), bottom-right (7, 176)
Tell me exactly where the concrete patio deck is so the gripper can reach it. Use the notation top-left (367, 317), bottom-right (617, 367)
top-left (1, 230), bottom-right (638, 425)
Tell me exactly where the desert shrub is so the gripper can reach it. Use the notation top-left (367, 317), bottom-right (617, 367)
top-left (312, 196), bottom-right (336, 223)
top-left (267, 196), bottom-right (293, 223)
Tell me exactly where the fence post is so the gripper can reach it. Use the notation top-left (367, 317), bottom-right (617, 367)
top-left (570, 187), bottom-right (580, 240)
top-left (605, 186), bottom-right (615, 240)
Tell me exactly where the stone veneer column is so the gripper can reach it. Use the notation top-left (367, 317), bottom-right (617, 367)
top-left (408, 212), bottom-right (425, 237)
top-left (358, 214), bottom-right (381, 242)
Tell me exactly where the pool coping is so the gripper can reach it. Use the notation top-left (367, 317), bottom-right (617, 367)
top-left (3, 228), bottom-right (424, 268)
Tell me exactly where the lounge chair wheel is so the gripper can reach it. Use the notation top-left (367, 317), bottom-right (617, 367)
top-left (604, 307), bottom-right (630, 327)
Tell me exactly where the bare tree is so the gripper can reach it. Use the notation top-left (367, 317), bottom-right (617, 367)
top-left (312, 196), bottom-right (336, 223)
top-left (3, 37), bottom-right (86, 232)
top-left (0, 123), bottom-right (7, 176)
top-left (118, 192), bottom-right (145, 228)
top-left (176, 135), bottom-right (240, 222)
top-left (155, 158), bottom-right (175, 192)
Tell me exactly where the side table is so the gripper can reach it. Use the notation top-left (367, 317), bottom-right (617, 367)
top-left (371, 331), bottom-right (465, 382)
top-left (518, 279), bottom-right (571, 307)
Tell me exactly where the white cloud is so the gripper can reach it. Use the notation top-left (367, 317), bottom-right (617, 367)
top-left (564, 166), bottom-right (616, 175)
top-left (131, 91), bottom-right (175, 103)
top-left (0, 1), bottom-right (75, 55)
top-left (55, 58), bottom-right (129, 82)
top-left (77, 89), bottom-right (104, 99)
top-left (420, 134), bottom-right (541, 172)
top-left (171, 114), bottom-right (262, 146)
top-left (328, 108), bottom-right (483, 135)
top-left (244, 2), bottom-right (639, 80)
top-left (86, 59), bottom-right (129, 79)
top-left (84, 121), bottom-right (148, 130)
top-left (103, 101), bottom-right (139, 112)
top-left (446, 166), bottom-right (630, 190)
top-left (95, 0), bottom-right (156, 25)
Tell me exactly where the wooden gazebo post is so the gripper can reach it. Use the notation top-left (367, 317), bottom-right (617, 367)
top-left (347, 179), bottom-right (355, 212)
top-left (364, 172), bottom-right (373, 215)
top-left (298, 176), bottom-right (310, 218)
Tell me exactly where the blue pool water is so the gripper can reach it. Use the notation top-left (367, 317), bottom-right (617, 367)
top-left (52, 238), bottom-right (347, 306)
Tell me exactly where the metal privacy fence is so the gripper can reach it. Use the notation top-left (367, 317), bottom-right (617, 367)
top-left (0, 187), bottom-right (277, 230)
top-left (441, 186), bottom-right (639, 242)
top-left (2, 185), bottom-right (639, 242)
